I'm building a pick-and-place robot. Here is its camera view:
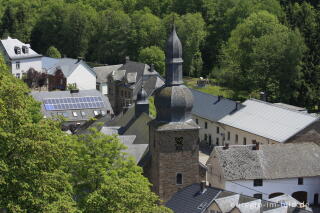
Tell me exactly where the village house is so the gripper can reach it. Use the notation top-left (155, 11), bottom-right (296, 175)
top-left (31, 89), bottom-right (113, 130)
top-left (93, 58), bottom-right (164, 115)
top-left (165, 183), bottom-right (312, 213)
top-left (192, 90), bottom-right (319, 148)
top-left (0, 36), bottom-right (42, 78)
top-left (42, 57), bottom-right (97, 91)
top-left (206, 143), bottom-right (320, 205)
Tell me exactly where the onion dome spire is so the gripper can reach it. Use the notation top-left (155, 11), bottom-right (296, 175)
top-left (165, 24), bottom-right (183, 86)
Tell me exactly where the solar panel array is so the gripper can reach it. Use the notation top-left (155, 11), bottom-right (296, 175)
top-left (44, 96), bottom-right (105, 111)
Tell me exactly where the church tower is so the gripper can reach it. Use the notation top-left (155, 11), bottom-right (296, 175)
top-left (148, 25), bottom-right (200, 202)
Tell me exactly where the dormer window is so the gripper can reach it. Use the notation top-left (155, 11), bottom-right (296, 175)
top-left (22, 46), bottom-right (29, 54)
top-left (14, 46), bottom-right (21, 54)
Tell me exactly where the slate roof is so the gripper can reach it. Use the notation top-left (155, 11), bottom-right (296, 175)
top-left (191, 89), bottom-right (242, 122)
top-left (0, 36), bottom-right (42, 60)
top-left (165, 184), bottom-right (311, 213)
top-left (93, 64), bottom-right (123, 83)
top-left (46, 58), bottom-right (95, 78)
top-left (219, 99), bottom-right (319, 142)
top-left (31, 90), bottom-right (113, 123)
top-left (209, 143), bottom-right (320, 180)
top-left (106, 106), bottom-right (151, 144)
top-left (118, 135), bottom-right (148, 163)
top-left (165, 184), bottom-right (221, 213)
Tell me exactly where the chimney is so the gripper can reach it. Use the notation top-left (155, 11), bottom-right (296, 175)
top-left (252, 142), bottom-right (260, 150)
top-left (214, 95), bottom-right (223, 104)
top-left (125, 56), bottom-right (130, 63)
top-left (200, 181), bottom-right (206, 194)
top-left (223, 143), bottom-right (229, 150)
top-left (77, 57), bottom-right (83, 63)
top-left (150, 64), bottom-right (155, 72)
top-left (260, 92), bottom-right (266, 102)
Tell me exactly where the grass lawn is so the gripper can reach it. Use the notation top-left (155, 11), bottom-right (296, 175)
top-left (183, 77), bottom-right (235, 99)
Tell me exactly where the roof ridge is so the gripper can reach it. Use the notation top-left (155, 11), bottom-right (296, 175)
top-left (249, 98), bottom-right (319, 118)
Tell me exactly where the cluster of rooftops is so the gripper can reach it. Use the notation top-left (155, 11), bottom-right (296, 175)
top-left (166, 183), bottom-right (311, 213)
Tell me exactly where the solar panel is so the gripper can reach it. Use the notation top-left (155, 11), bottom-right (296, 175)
top-left (43, 96), bottom-right (105, 111)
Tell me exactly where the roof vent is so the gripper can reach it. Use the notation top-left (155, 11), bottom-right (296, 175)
top-left (197, 202), bottom-right (208, 210)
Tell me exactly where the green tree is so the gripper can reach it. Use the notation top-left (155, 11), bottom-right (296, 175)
top-left (46, 46), bottom-right (61, 58)
top-left (284, 2), bottom-right (320, 109)
top-left (138, 46), bottom-right (165, 75)
top-left (60, 3), bottom-right (98, 58)
top-left (220, 11), bottom-right (306, 102)
top-left (135, 0), bottom-right (172, 17)
top-left (70, 127), bottom-right (171, 212)
top-left (87, 9), bottom-right (131, 64)
top-left (129, 10), bottom-right (165, 59)
top-left (202, 0), bottom-right (284, 74)
top-left (0, 55), bottom-right (77, 212)
top-left (164, 13), bottom-right (206, 77)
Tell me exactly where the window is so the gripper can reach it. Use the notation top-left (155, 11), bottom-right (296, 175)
top-left (217, 127), bottom-right (220, 134)
top-left (204, 134), bottom-right (208, 141)
top-left (252, 139), bottom-right (257, 144)
top-left (15, 73), bottom-right (20, 78)
top-left (254, 194), bottom-right (263, 199)
top-left (235, 134), bottom-right (238, 144)
top-left (22, 46), bottom-right (29, 54)
top-left (176, 173), bottom-right (182, 185)
top-left (107, 110), bottom-right (110, 114)
top-left (175, 137), bottom-right (183, 151)
top-left (81, 111), bottom-right (86, 117)
top-left (72, 112), bottom-right (78, 117)
top-left (205, 122), bottom-right (208, 129)
top-left (209, 135), bottom-right (212, 146)
top-left (227, 132), bottom-right (230, 140)
top-left (253, 179), bottom-right (263, 187)
top-left (16, 61), bottom-right (20, 69)
top-left (62, 112), bottom-right (68, 118)
top-left (298, 178), bottom-right (304, 185)
top-left (93, 110), bottom-right (100, 116)
top-left (196, 118), bottom-right (199, 124)
top-left (216, 138), bottom-right (219, 146)
top-left (243, 137), bottom-right (247, 145)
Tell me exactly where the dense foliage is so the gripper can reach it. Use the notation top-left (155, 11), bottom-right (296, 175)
top-left (0, 56), bottom-right (170, 212)
top-left (0, 0), bottom-right (319, 108)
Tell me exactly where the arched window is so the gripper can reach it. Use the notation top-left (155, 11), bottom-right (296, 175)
top-left (176, 173), bottom-right (182, 185)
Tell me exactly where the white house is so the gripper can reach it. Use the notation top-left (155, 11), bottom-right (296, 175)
top-left (191, 89), bottom-right (319, 147)
top-left (44, 57), bottom-right (96, 91)
top-left (206, 143), bottom-right (320, 205)
top-left (0, 36), bottom-right (42, 78)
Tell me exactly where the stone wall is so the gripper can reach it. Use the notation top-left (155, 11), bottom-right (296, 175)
top-left (149, 123), bottom-right (200, 202)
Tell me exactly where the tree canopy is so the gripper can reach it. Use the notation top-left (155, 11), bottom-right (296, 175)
top-left (0, 54), bottom-right (170, 212)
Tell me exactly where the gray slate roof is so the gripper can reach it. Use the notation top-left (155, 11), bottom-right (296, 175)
top-left (1, 36), bottom-right (41, 60)
top-left (165, 184), bottom-right (310, 213)
top-left (165, 184), bottom-right (221, 213)
top-left (46, 58), bottom-right (95, 78)
top-left (191, 89), bottom-right (242, 122)
top-left (93, 64), bottom-right (123, 83)
top-left (31, 90), bottom-right (113, 122)
top-left (100, 127), bottom-right (148, 163)
top-left (209, 143), bottom-right (320, 180)
top-left (219, 99), bottom-right (319, 142)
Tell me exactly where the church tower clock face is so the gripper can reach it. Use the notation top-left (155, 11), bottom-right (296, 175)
top-left (175, 137), bottom-right (183, 151)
